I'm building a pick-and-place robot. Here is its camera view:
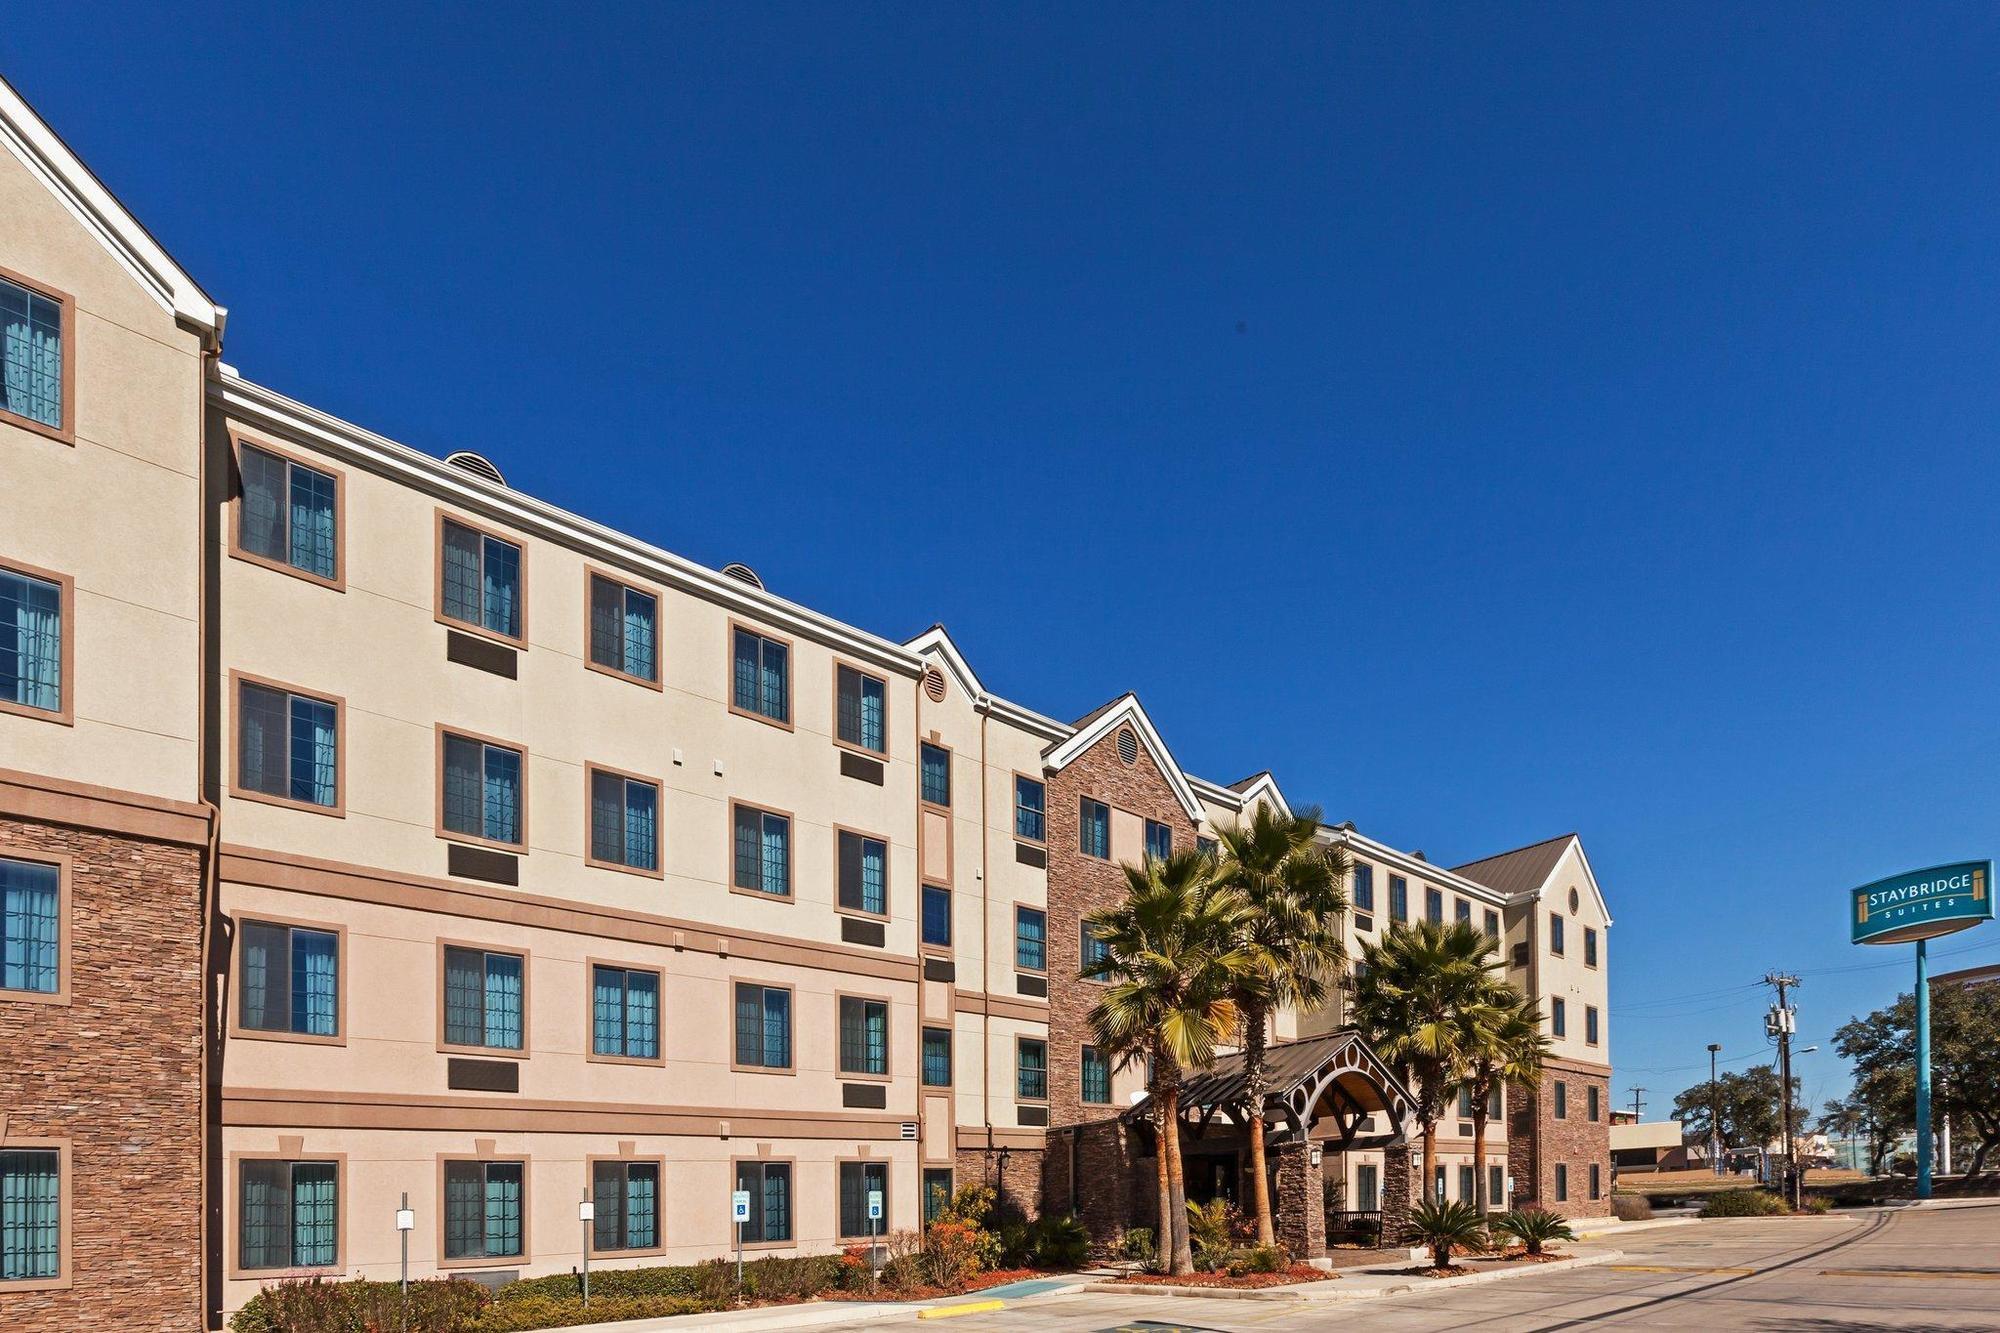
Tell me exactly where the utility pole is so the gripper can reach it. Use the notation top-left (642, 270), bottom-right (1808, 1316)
top-left (1627, 1086), bottom-right (1646, 1121)
top-left (1707, 1044), bottom-right (1723, 1176)
top-left (1764, 973), bottom-right (1800, 1206)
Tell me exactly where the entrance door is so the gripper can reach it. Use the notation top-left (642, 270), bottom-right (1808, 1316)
top-left (1185, 1155), bottom-right (1238, 1206)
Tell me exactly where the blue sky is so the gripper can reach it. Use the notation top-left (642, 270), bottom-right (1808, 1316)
top-left (15, 4), bottom-right (2000, 1119)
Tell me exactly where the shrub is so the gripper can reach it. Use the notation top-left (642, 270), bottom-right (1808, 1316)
top-left (500, 1265), bottom-right (705, 1302)
top-left (995, 1220), bottom-right (1034, 1269)
top-left (231, 1277), bottom-right (489, 1333)
top-left (1401, 1199), bottom-right (1488, 1269)
top-left (1185, 1199), bottom-right (1239, 1266)
top-left (921, 1217), bottom-right (993, 1288)
top-left (1029, 1213), bottom-right (1090, 1270)
top-left (1490, 1206), bottom-right (1577, 1256)
top-left (1611, 1194), bottom-right (1653, 1222)
top-left (936, 1183), bottom-right (997, 1229)
top-left (474, 1293), bottom-right (720, 1331)
top-left (1700, 1188), bottom-right (1790, 1218)
top-left (740, 1253), bottom-right (842, 1301)
top-left (1121, 1227), bottom-right (1157, 1268)
top-left (1798, 1194), bottom-right (1832, 1214)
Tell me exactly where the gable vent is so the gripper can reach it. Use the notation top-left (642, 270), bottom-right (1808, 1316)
top-left (721, 563), bottom-right (765, 590)
top-left (922, 664), bottom-right (947, 703)
top-left (1115, 726), bottom-right (1139, 766)
top-left (444, 450), bottom-right (507, 486)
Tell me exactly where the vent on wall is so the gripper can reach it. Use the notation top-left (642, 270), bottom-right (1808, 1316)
top-left (922, 665), bottom-right (947, 703)
top-left (1115, 726), bottom-right (1139, 766)
top-left (721, 563), bottom-right (765, 590)
top-left (444, 450), bottom-right (507, 486)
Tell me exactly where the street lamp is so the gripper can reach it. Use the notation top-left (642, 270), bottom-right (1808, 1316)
top-left (1707, 1044), bottom-right (1722, 1176)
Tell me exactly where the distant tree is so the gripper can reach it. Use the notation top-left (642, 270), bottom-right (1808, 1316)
top-left (1671, 1064), bottom-right (1805, 1153)
top-left (1835, 984), bottom-right (2000, 1177)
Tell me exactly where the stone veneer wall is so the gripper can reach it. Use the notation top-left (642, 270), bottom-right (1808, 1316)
top-left (955, 1145), bottom-right (1046, 1221)
top-left (1509, 1059), bottom-right (1613, 1218)
top-left (0, 815), bottom-right (205, 1331)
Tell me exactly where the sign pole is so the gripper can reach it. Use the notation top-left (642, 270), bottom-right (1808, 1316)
top-left (1916, 937), bottom-right (1932, 1200)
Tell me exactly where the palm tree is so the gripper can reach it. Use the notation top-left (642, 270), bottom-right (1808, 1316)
top-left (1459, 992), bottom-right (1549, 1215)
top-left (1213, 804), bottom-right (1349, 1248)
top-left (1400, 1199), bottom-right (1488, 1271)
top-left (1349, 919), bottom-right (1505, 1208)
top-left (1084, 849), bottom-right (1251, 1275)
top-left (1490, 1206), bottom-right (1575, 1256)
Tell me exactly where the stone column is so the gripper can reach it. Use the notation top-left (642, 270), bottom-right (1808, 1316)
top-left (1272, 1141), bottom-right (1326, 1259)
top-left (1381, 1141), bottom-right (1417, 1245)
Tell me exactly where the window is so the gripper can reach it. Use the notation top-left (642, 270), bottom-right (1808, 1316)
top-left (1015, 907), bottom-right (1046, 972)
top-left (735, 1160), bottom-right (792, 1242)
top-left (1554, 1080), bottom-right (1568, 1120)
top-left (0, 1146), bottom-right (62, 1283)
top-left (1455, 898), bottom-right (1471, 924)
top-left (1551, 997), bottom-right (1567, 1039)
top-left (442, 947), bottom-right (525, 1051)
top-left (0, 272), bottom-right (68, 437)
top-left (1584, 926), bottom-right (1598, 968)
top-left (923, 1169), bottom-right (953, 1223)
top-left (238, 1159), bottom-right (338, 1270)
top-left (838, 996), bottom-right (889, 1077)
top-left (1389, 875), bottom-right (1408, 922)
top-left (1549, 913), bottom-right (1566, 955)
top-left (922, 1027), bottom-right (952, 1086)
top-left (922, 884), bottom-right (952, 947)
top-left (1078, 797), bottom-right (1110, 860)
top-left (733, 982), bottom-right (792, 1070)
top-left (440, 732), bottom-right (524, 847)
top-left (1014, 776), bottom-right (1046, 842)
top-left (1456, 1086), bottom-right (1474, 1119)
top-left (0, 562), bottom-right (66, 721)
top-left (1144, 819), bottom-right (1172, 861)
top-left (730, 626), bottom-right (790, 724)
top-left (835, 665), bottom-right (886, 754)
top-left (236, 678), bottom-right (340, 810)
top-left (589, 768), bottom-right (660, 873)
top-left (1017, 1038), bottom-right (1048, 1101)
top-left (1080, 920), bottom-right (1111, 975)
top-left (1356, 1163), bottom-right (1379, 1214)
top-left (1587, 1085), bottom-right (1601, 1122)
top-left (1433, 1165), bottom-right (1446, 1202)
top-left (839, 1161), bottom-right (888, 1238)
top-left (731, 803), bottom-right (791, 897)
top-left (1352, 863), bottom-right (1375, 912)
top-left (1196, 835), bottom-right (1217, 859)
top-left (1589, 1163), bottom-right (1602, 1200)
top-left (0, 855), bottom-right (61, 997)
top-left (1489, 1164), bottom-right (1504, 1209)
top-left (235, 442), bottom-right (340, 584)
top-left (591, 965), bottom-right (660, 1061)
top-left (438, 516), bottom-right (523, 642)
top-left (1489, 1085), bottom-right (1504, 1118)
top-left (1585, 1005), bottom-right (1600, 1046)
top-left (239, 921), bottom-right (339, 1038)
top-left (837, 830), bottom-right (888, 916)
top-left (592, 1160), bottom-right (660, 1252)
top-left (588, 573), bottom-right (658, 684)
top-left (1425, 886), bottom-right (1443, 924)
top-left (1554, 1163), bottom-right (1568, 1202)
top-left (1081, 1046), bottom-right (1111, 1104)
top-left (1484, 909), bottom-right (1500, 940)
top-left (443, 1160), bottom-right (525, 1260)
top-left (1458, 1165), bottom-right (1475, 1205)
top-left (920, 743), bottom-right (951, 806)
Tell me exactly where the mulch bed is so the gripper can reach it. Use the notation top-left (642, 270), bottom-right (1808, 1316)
top-left (826, 1268), bottom-right (1046, 1302)
top-left (1385, 1264), bottom-right (1474, 1278)
top-left (1111, 1265), bottom-right (1335, 1289)
top-left (1490, 1248), bottom-right (1568, 1263)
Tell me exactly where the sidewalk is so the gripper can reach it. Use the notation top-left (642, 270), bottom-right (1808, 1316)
top-left (526, 1273), bottom-right (1108, 1333)
top-left (1084, 1246), bottom-right (1628, 1303)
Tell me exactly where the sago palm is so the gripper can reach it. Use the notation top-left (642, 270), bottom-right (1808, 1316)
top-left (1213, 803), bottom-right (1348, 1248)
top-left (1459, 992), bottom-right (1549, 1214)
top-left (1490, 1206), bottom-right (1575, 1256)
top-left (1084, 849), bottom-right (1251, 1275)
top-left (1400, 1199), bottom-right (1488, 1270)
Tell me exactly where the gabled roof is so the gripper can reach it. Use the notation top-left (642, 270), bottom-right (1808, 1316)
top-left (0, 75), bottom-right (222, 341)
top-left (1041, 692), bottom-right (1205, 824)
top-left (1453, 832), bottom-right (1612, 925)
top-left (1225, 770), bottom-right (1292, 819)
top-left (903, 624), bottom-right (984, 698)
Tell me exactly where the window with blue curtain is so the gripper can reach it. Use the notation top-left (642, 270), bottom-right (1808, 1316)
top-left (1455, 898), bottom-right (1472, 924)
top-left (592, 965), bottom-right (659, 1060)
top-left (1, 856), bottom-right (60, 995)
top-left (836, 665), bottom-right (886, 754)
top-left (1145, 819), bottom-right (1172, 861)
top-left (1079, 921), bottom-right (1111, 974)
top-left (236, 443), bottom-right (338, 582)
top-left (1352, 863), bottom-right (1375, 911)
top-left (921, 884), bottom-right (951, 947)
top-left (920, 743), bottom-right (951, 806)
top-left (238, 1159), bottom-right (337, 1270)
top-left (0, 275), bottom-right (63, 431)
top-left (1486, 909), bottom-right (1502, 941)
top-left (731, 628), bottom-right (789, 723)
top-left (442, 734), bottom-right (522, 845)
top-left (922, 1027), bottom-right (951, 1086)
top-left (1015, 907), bottom-right (1045, 971)
top-left (440, 518), bottom-right (522, 640)
top-left (923, 1169), bottom-right (953, 1223)
top-left (736, 1161), bottom-right (791, 1242)
top-left (592, 1161), bottom-right (660, 1251)
top-left (839, 1161), bottom-right (888, 1237)
top-left (590, 769), bottom-right (659, 872)
top-left (732, 804), bottom-right (789, 895)
top-left (839, 996), bottom-right (889, 1076)
top-left (1016, 1039), bottom-right (1047, 1100)
top-left (238, 920), bottom-right (338, 1037)
top-left (589, 575), bottom-right (658, 683)
top-left (0, 1148), bottom-right (61, 1281)
top-left (1078, 798), bottom-right (1109, 860)
top-left (238, 680), bottom-right (338, 808)
top-left (1389, 875), bottom-right (1408, 922)
top-left (1549, 912), bottom-right (1566, 955)
top-left (838, 831), bottom-right (886, 915)
top-left (1425, 887), bottom-right (1443, 924)
top-left (0, 566), bottom-right (63, 715)
top-left (444, 1160), bottom-right (524, 1258)
top-left (443, 946), bottom-right (523, 1050)
top-left (733, 982), bottom-right (791, 1068)
top-left (1014, 776), bottom-right (1045, 842)
top-left (1551, 999), bottom-right (1566, 1039)
top-left (1081, 1046), bottom-right (1111, 1104)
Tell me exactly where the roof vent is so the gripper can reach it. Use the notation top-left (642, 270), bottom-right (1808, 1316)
top-left (1115, 727), bottom-right (1140, 766)
top-left (720, 563), bottom-right (765, 591)
top-left (922, 664), bottom-right (948, 703)
top-left (445, 450), bottom-right (507, 486)
top-left (1411, 850), bottom-right (1427, 861)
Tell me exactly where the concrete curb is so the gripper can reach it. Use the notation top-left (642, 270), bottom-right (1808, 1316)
top-left (1571, 1216), bottom-right (1702, 1241)
top-left (1083, 1249), bottom-right (1626, 1304)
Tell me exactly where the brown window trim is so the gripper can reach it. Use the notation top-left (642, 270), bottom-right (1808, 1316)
top-left (435, 1154), bottom-right (532, 1269)
top-left (0, 555), bottom-right (74, 727)
top-left (224, 1149), bottom-right (348, 1279)
top-left (434, 508), bottom-right (529, 649)
top-left (584, 1154), bottom-right (669, 1256)
top-left (1010, 770), bottom-right (1047, 847)
top-left (0, 265), bottom-right (75, 445)
top-left (834, 989), bottom-right (894, 1083)
top-left (226, 431), bottom-right (346, 591)
top-left (730, 1155), bottom-right (799, 1249)
top-left (1077, 916), bottom-right (1110, 987)
top-left (728, 977), bottom-right (797, 1075)
top-left (921, 1024), bottom-right (953, 1088)
top-left (1014, 1034), bottom-right (1050, 1106)
top-left (726, 618), bottom-right (795, 732)
top-left (583, 762), bottom-right (666, 880)
top-left (834, 1156), bottom-right (891, 1241)
top-left (1080, 1044), bottom-right (1113, 1105)
top-left (583, 565), bottom-right (663, 691)
top-left (435, 938), bottom-right (533, 1059)
top-left (918, 738), bottom-right (953, 811)
top-left (0, 1134), bottom-right (71, 1290)
top-left (832, 823), bottom-right (891, 921)
top-left (728, 799), bottom-right (795, 902)
top-left (228, 670), bottom-right (347, 818)
top-left (435, 724), bottom-right (530, 852)
top-left (1013, 902), bottom-right (1048, 976)
top-left (1076, 795), bottom-right (1111, 862)
top-left (227, 912), bottom-right (348, 1047)
top-left (583, 957), bottom-right (666, 1067)
top-left (1583, 927), bottom-right (1600, 970)
top-left (830, 658), bottom-right (890, 758)
top-left (0, 845), bottom-right (71, 1007)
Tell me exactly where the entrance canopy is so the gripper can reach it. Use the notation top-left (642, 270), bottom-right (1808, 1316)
top-left (1127, 1027), bottom-right (1414, 1151)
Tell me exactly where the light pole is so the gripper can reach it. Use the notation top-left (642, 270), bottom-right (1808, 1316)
top-left (579, 1193), bottom-right (594, 1309)
top-left (1707, 1044), bottom-right (1722, 1176)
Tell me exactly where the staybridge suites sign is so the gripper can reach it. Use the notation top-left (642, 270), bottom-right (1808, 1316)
top-left (1851, 860), bottom-right (1993, 945)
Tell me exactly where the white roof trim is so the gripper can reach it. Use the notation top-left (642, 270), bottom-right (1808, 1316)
top-left (1322, 826), bottom-right (1508, 906)
top-left (1512, 836), bottom-right (1613, 928)
top-left (904, 626), bottom-right (985, 698)
top-left (1231, 772), bottom-right (1292, 819)
top-left (0, 76), bottom-right (221, 338)
top-left (1042, 694), bottom-right (1205, 824)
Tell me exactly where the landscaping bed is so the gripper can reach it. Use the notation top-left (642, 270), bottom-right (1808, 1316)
top-left (1110, 1264), bottom-right (1334, 1289)
top-left (827, 1267), bottom-right (1045, 1302)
